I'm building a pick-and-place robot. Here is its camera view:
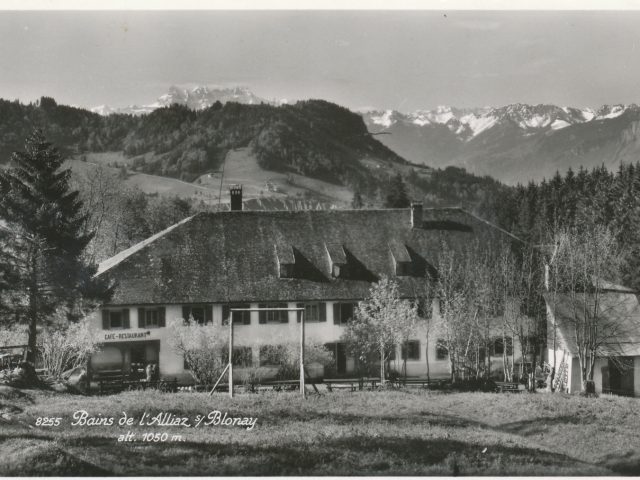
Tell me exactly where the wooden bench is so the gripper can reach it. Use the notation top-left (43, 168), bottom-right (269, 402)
top-left (125, 378), bottom-right (178, 393)
top-left (324, 378), bottom-right (359, 392)
top-left (495, 381), bottom-right (524, 393)
top-left (262, 380), bottom-right (300, 392)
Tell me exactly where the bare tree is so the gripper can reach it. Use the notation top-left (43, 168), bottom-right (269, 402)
top-left (551, 223), bottom-right (626, 394)
top-left (342, 276), bottom-right (419, 385)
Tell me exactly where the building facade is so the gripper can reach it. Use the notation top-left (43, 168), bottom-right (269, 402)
top-left (88, 202), bottom-right (532, 384)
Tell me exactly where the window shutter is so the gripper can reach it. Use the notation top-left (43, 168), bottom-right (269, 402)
top-left (102, 310), bottom-right (109, 330)
top-left (243, 311), bottom-right (251, 325)
top-left (222, 305), bottom-right (230, 325)
top-left (296, 303), bottom-right (304, 323)
top-left (182, 306), bottom-right (190, 324)
top-left (205, 306), bottom-right (213, 325)
top-left (158, 307), bottom-right (166, 327)
top-left (138, 308), bottom-right (146, 328)
top-left (333, 303), bottom-right (340, 325)
top-left (258, 304), bottom-right (266, 324)
top-left (280, 311), bottom-right (289, 323)
top-left (319, 302), bottom-right (326, 322)
top-left (122, 309), bottom-right (130, 329)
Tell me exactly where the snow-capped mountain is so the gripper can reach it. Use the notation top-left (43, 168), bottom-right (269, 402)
top-left (361, 102), bottom-right (640, 184)
top-left (91, 85), bottom-right (272, 116)
top-left (362, 103), bottom-right (637, 141)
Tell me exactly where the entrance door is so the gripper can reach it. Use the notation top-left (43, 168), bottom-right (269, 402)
top-left (337, 343), bottom-right (347, 375)
top-left (608, 357), bottom-right (634, 396)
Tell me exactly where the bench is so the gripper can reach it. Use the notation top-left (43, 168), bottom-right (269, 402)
top-left (262, 380), bottom-right (301, 392)
top-left (495, 381), bottom-right (524, 393)
top-left (324, 378), bottom-right (360, 392)
top-left (125, 378), bottom-right (178, 393)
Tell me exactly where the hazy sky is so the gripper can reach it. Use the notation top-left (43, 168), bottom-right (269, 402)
top-left (1, 10), bottom-right (640, 111)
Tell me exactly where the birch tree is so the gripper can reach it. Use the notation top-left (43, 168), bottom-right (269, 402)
top-left (342, 276), bottom-right (419, 385)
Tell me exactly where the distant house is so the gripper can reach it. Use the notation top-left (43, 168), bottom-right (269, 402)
top-left (87, 189), bottom-right (535, 384)
top-left (546, 286), bottom-right (640, 396)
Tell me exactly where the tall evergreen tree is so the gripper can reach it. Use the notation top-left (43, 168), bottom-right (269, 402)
top-left (0, 130), bottom-right (112, 367)
top-left (385, 173), bottom-right (411, 208)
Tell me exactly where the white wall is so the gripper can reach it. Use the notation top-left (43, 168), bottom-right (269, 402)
top-left (90, 300), bottom-right (532, 384)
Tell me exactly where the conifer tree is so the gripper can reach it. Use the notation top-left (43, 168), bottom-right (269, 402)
top-left (0, 130), bottom-right (112, 368)
top-left (385, 173), bottom-right (410, 208)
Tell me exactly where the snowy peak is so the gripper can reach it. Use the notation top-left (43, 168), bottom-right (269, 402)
top-left (362, 103), bottom-right (640, 140)
top-left (91, 85), bottom-right (271, 116)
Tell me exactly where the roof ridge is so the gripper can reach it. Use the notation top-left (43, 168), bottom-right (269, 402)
top-left (95, 214), bottom-right (197, 277)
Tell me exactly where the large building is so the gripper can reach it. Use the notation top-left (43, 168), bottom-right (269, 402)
top-left (88, 197), bottom-right (534, 384)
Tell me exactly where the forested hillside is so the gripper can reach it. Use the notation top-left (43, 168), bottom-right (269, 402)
top-left (0, 96), bottom-right (509, 217)
top-left (499, 164), bottom-right (640, 290)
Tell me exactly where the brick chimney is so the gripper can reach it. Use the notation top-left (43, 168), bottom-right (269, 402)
top-left (411, 202), bottom-right (423, 228)
top-left (230, 184), bottom-right (242, 211)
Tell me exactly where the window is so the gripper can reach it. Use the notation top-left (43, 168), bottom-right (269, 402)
top-left (436, 339), bottom-right (448, 360)
top-left (296, 302), bottom-right (326, 323)
top-left (333, 302), bottom-right (357, 325)
top-left (417, 298), bottom-right (433, 319)
top-left (182, 305), bottom-right (212, 325)
top-left (492, 337), bottom-right (513, 356)
top-left (402, 340), bottom-right (421, 361)
top-left (259, 345), bottom-right (287, 366)
top-left (137, 307), bottom-right (166, 328)
top-left (223, 304), bottom-right (251, 325)
top-left (221, 346), bottom-right (253, 367)
top-left (101, 309), bottom-right (130, 330)
top-left (258, 303), bottom-right (289, 324)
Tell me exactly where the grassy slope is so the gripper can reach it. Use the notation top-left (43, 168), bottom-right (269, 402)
top-left (68, 149), bottom-right (352, 207)
top-left (1, 386), bottom-right (638, 476)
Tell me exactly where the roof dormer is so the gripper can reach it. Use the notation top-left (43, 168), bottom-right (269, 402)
top-left (275, 242), bottom-right (295, 278)
top-left (389, 240), bottom-right (412, 276)
top-left (324, 243), bottom-right (347, 278)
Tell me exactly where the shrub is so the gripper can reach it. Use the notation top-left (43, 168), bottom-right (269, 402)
top-left (38, 321), bottom-right (100, 379)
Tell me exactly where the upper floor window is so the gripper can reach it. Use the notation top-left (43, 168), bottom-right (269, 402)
top-left (138, 307), bottom-right (166, 328)
top-left (296, 302), bottom-right (327, 323)
top-left (223, 303), bottom-right (251, 325)
top-left (333, 302), bottom-right (357, 325)
top-left (258, 303), bottom-right (289, 324)
top-left (182, 305), bottom-right (213, 326)
top-left (102, 309), bottom-right (130, 330)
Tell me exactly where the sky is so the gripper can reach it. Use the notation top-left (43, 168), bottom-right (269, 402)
top-left (1, 10), bottom-right (640, 112)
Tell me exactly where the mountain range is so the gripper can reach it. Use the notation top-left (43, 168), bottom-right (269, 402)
top-left (91, 85), bottom-right (273, 116)
top-left (361, 103), bottom-right (640, 184)
top-left (91, 86), bottom-right (640, 185)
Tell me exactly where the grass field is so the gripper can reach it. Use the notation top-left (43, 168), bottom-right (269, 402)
top-left (67, 149), bottom-right (352, 208)
top-left (1, 386), bottom-right (639, 476)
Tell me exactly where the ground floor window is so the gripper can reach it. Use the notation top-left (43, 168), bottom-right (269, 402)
top-left (258, 303), bottom-right (289, 324)
top-left (182, 305), bottom-right (213, 325)
top-left (436, 339), bottom-right (448, 360)
top-left (296, 302), bottom-right (326, 322)
top-left (223, 303), bottom-right (251, 325)
top-left (333, 302), bottom-right (357, 325)
top-left (102, 309), bottom-right (130, 330)
top-left (402, 340), bottom-right (421, 361)
top-left (137, 307), bottom-right (166, 328)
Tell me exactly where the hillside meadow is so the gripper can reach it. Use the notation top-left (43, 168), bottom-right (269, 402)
top-left (1, 386), bottom-right (639, 476)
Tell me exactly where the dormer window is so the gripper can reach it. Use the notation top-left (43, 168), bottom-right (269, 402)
top-left (325, 243), bottom-right (347, 278)
top-left (275, 243), bottom-right (295, 278)
top-left (389, 241), bottom-right (412, 276)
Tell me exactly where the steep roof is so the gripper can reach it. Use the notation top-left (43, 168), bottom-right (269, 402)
top-left (546, 292), bottom-right (640, 357)
top-left (98, 207), bottom-right (522, 306)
